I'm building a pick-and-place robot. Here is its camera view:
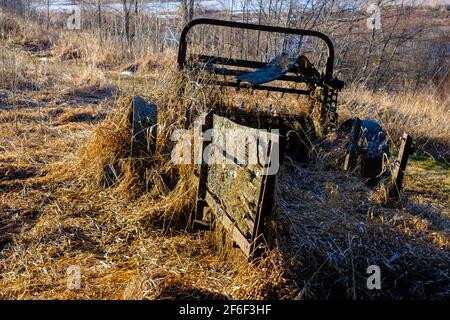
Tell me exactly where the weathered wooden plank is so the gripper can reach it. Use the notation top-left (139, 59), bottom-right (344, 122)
top-left (192, 111), bottom-right (214, 229)
top-left (129, 96), bottom-right (158, 158)
top-left (206, 192), bottom-right (252, 257)
top-left (206, 115), bottom-right (272, 234)
top-left (388, 133), bottom-right (414, 198)
top-left (187, 112), bottom-right (279, 258)
top-left (250, 153), bottom-right (276, 258)
top-left (203, 114), bottom-right (279, 258)
top-left (343, 117), bottom-right (361, 172)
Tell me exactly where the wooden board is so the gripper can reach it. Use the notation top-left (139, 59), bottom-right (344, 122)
top-left (193, 113), bottom-right (279, 259)
top-left (129, 96), bottom-right (158, 158)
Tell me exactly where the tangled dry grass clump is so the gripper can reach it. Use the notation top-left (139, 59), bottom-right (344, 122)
top-left (0, 60), bottom-right (37, 91)
top-left (0, 15), bottom-right (20, 44)
top-left (0, 14), bottom-right (156, 73)
top-left (117, 52), bottom-right (177, 76)
top-left (51, 32), bottom-right (128, 69)
top-left (0, 13), bottom-right (53, 53)
top-left (47, 70), bottom-right (224, 229)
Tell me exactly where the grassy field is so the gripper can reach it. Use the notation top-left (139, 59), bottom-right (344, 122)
top-left (0, 12), bottom-right (449, 300)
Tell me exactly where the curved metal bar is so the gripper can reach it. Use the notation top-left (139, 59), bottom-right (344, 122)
top-left (177, 18), bottom-right (336, 79)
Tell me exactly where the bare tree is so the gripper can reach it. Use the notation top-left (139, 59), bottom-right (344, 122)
top-left (46, 0), bottom-right (50, 30)
top-left (97, 0), bottom-right (103, 43)
top-left (122, 0), bottom-right (132, 44)
top-left (181, 0), bottom-right (195, 25)
top-left (0, 0), bottom-right (25, 16)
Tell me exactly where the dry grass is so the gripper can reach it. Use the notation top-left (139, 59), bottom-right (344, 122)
top-left (51, 32), bottom-right (127, 69)
top-left (0, 62), bottom-right (285, 299)
top-left (340, 85), bottom-right (450, 161)
top-left (0, 13), bottom-right (448, 300)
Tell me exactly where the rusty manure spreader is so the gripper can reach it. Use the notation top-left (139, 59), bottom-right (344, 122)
top-left (127, 19), bottom-right (415, 260)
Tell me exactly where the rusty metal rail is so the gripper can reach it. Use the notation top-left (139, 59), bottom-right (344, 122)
top-left (177, 18), bottom-right (339, 95)
top-left (178, 18), bottom-right (335, 78)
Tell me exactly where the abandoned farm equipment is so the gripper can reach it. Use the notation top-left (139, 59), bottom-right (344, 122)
top-left (127, 19), bottom-right (415, 260)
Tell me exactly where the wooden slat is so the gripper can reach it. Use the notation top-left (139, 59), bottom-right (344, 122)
top-left (200, 114), bottom-right (279, 259)
top-left (185, 112), bottom-right (280, 258)
top-left (198, 63), bottom-right (320, 84)
top-left (206, 192), bottom-right (252, 257)
top-left (343, 117), bottom-right (362, 172)
top-left (388, 133), bottom-right (414, 198)
top-left (129, 96), bottom-right (158, 158)
top-left (250, 141), bottom-right (277, 258)
top-left (191, 111), bottom-right (214, 230)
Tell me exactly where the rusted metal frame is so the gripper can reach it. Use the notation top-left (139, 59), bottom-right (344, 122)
top-left (178, 18), bottom-right (335, 79)
top-left (196, 54), bottom-right (266, 69)
top-left (324, 78), bottom-right (345, 90)
top-left (196, 55), bottom-right (346, 90)
top-left (205, 79), bottom-right (312, 95)
top-left (388, 133), bottom-right (414, 198)
top-left (343, 117), bottom-right (362, 172)
top-left (191, 110), bottom-right (214, 230)
top-left (196, 62), bottom-right (322, 85)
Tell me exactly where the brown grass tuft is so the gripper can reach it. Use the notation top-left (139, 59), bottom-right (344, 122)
top-left (340, 85), bottom-right (450, 161)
